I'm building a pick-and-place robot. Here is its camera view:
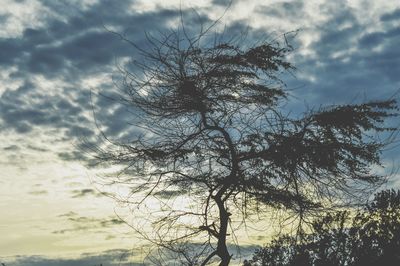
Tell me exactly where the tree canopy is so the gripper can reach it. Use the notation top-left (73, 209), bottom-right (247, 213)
top-left (91, 24), bottom-right (398, 265)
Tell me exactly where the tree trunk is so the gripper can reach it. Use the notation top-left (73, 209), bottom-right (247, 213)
top-left (215, 195), bottom-right (231, 266)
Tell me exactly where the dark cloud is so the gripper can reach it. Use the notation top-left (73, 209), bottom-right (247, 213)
top-left (3, 145), bottom-right (20, 151)
top-left (24, 31), bottom-right (127, 78)
top-left (0, 1), bottom-right (183, 79)
top-left (153, 189), bottom-right (182, 199)
top-left (57, 151), bottom-right (90, 162)
top-left (22, 28), bottom-right (52, 44)
top-left (28, 190), bottom-right (48, 195)
top-left (27, 144), bottom-right (49, 152)
top-left (358, 27), bottom-right (400, 50)
top-left (58, 211), bottom-right (78, 217)
top-left (358, 31), bottom-right (385, 48)
top-left (1, 249), bottom-right (139, 266)
top-left (0, 38), bottom-right (24, 65)
top-left (0, 0), bottom-right (398, 175)
top-left (288, 5), bottom-right (400, 107)
top-left (257, 1), bottom-right (304, 19)
top-left (315, 9), bottom-right (360, 55)
top-left (0, 82), bottom-right (93, 138)
top-left (53, 212), bottom-right (125, 234)
top-left (380, 8), bottom-right (400, 21)
top-left (70, 188), bottom-right (101, 198)
top-left (0, 13), bottom-right (9, 24)
top-left (99, 218), bottom-right (124, 227)
top-left (212, 0), bottom-right (233, 7)
top-left (0, 1), bottom-right (203, 165)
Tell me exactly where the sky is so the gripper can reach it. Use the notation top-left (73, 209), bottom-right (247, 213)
top-left (1, 0), bottom-right (400, 265)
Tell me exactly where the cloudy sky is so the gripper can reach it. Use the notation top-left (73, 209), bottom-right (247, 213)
top-left (1, 0), bottom-right (400, 265)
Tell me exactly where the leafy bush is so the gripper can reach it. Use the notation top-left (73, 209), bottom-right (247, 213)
top-left (245, 189), bottom-right (400, 266)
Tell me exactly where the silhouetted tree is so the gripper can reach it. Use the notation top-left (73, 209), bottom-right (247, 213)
top-left (245, 189), bottom-right (400, 266)
top-left (91, 22), bottom-right (398, 265)
top-left (245, 211), bottom-right (351, 266)
top-left (350, 189), bottom-right (400, 266)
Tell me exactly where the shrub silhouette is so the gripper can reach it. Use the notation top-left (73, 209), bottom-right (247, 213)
top-left (245, 189), bottom-right (400, 266)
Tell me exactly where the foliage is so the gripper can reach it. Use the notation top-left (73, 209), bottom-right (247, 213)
top-left (245, 189), bottom-right (400, 266)
top-left (91, 20), bottom-right (398, 265)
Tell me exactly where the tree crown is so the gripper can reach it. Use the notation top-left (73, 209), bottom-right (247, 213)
top-left (92, 26), bottom-right (398, 264)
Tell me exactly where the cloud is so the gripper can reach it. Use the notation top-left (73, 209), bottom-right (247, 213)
top-left (58, 211), bottom-right (78, 217)
top-left (0, 81), bottom-right (93, 138)
top-left (3, 144), bottom-right (20, 151)
top-left (0, 0), bottom-right (398, 140)
top-left (28, 190), bottom-right (48, 195)
top-left (153, 189), bottom-right (182, 199)
top-left (0, 0), bottom-right (397, 164)
top-left (53, 212), bottom-right (125, 234)
top-left (0, 38), bottom-right (24, 65)
top-left (70, 188), bottom-right (101, 198)
top-left (287, 3), bottom-right (400, 106)
top-left (212, 0), bottom-right (233, 7)
top-left (57, 151), bottom-right (90, 162)
top-left (0, 13), bottom-right (9, 24)
top-left (1, 249), bottom-right (139, 266)
top-left (0, 1), bottom-right (203, 165)
top-left (0, 1), bottom-right (184, 79)
top-left (257, 1), bottom-right (304, 19)
top-left (99, 218), bottom-right (124, 227)
top-left (380, 8), bottom-right (400, 21)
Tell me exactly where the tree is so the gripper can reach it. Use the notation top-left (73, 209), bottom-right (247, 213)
top-left (245, 189), bottom-right (400, 266)
top-left (91, 23), bottom-right (398, 265)
top-left (245, 210), bottom-right (352, 266)
top-left (350, 189), bottom-right (400, 266)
